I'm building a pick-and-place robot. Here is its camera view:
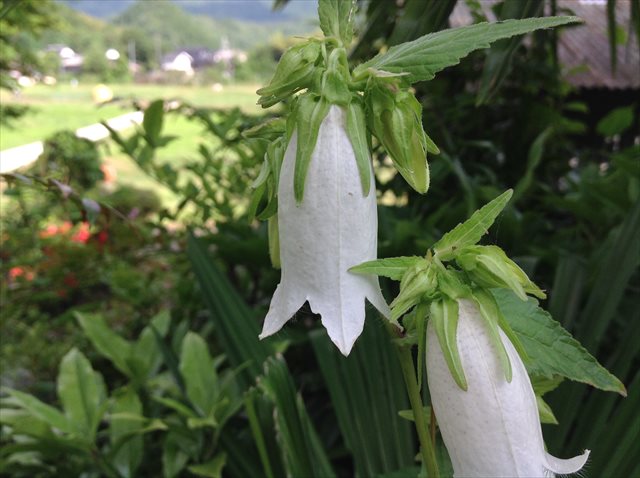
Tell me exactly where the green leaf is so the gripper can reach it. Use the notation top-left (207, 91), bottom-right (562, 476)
top-left (294, 94), bottom-right (331, 203)
top-left (355, 16), bottom-right (580, 83)
top-left (179, 332), bottom-right (219, 417)
top-left (57, 348), bottom-right (106, 439)
top-left (596, 105), bottom-right (635, 137)
top-left (110, 387), bottom-right (143, 478)
top-left (430, 298), bottom-right (467, 390)
top-left (318, 0), bottom-right (355, 45)
top-left (493, 289), bottom-right (627, 395)
top-left (188, 454), bottom-right (227, 478)
top-left (162, 430), bottom-right (191, 478)
top-left (476, 0), bottom-right (544, 105)
top-left (349, 256), bottom-right (421, 280)
top-left (143, 100), bottom-right (164, 146)
top-left (153, 396), bottom-right (198, 418)
top-left (187, 233), bottom-right (271, 386)
top-left (75, 312), bottom-right (133, 379)
top-left (310, 320), bottom-right (413, 477)
top-left (433, 189), bottom-right (513, 261)
top-left (345, 99), bottom-right (372, 196)
top-left (512, 127), bottom-right (552, 202)
top-left (4, 389), bottom-right (71, 434)
top-left (132, 310), bottom-right (170, 381)
top-left (259, 356), bottom-right (336, 478)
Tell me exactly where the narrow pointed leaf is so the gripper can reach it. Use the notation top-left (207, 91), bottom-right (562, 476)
top-left (355, 16), bottom-right (581, 83)
top-left (349, 256), bottom-right (422, 280)
top-left (433, 189), bottom-right (513, 261)
top-left (318, 0), bottom-right (355, 45)
top-left (5, 389), bottom-right (71, 434)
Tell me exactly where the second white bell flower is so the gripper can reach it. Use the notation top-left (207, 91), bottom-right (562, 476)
top-left (259, 105), bottom-right (390, 355)
top-left (427, 298), bottom-right (590, 478)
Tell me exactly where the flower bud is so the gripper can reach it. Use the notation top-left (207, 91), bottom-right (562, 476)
top-left (427, 299), bottom-right (589, 477)
top-left (456, 245), bottom-right (546, 300)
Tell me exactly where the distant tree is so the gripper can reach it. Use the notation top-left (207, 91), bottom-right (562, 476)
top-left (0, 0), bottom-right (60, 123)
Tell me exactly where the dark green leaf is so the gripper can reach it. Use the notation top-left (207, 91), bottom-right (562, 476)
top-left (596, 105), bottom-right (635, 137)
top-left (143, 100), bottom-right (164, 146)
top-left (494, 289), bottom-right (627, 395)
top-left (355, 16), bottom-right (580, 83)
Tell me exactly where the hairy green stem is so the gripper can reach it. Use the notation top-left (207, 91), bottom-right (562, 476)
top-left (387, 323), bottom-right (439, 477)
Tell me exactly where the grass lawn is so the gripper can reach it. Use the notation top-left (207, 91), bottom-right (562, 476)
top-left (0, 82), bottom-right (260, 150)
top-left (1, 81), bottom-right (263, 211)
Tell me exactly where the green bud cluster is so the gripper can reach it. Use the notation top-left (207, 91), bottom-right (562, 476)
top-left (351, 189), bottom-right (536, 389)
top-left (248, 0), bottom-right (440, 216)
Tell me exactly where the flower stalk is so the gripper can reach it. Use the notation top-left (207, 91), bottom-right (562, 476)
top-left (387, 321), bottom-right (439, 478)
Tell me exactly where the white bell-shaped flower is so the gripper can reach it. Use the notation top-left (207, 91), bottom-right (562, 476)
top-left (426, 298), bottom-right (590, 478)
top-left (259, 105), bottom-right (390, 355)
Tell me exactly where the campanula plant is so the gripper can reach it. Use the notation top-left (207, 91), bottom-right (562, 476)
top-left (251, 1), bottom-right (624, 476)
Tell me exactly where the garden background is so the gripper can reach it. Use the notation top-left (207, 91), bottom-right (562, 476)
top-left (1, 0), bottom-right (638, 477)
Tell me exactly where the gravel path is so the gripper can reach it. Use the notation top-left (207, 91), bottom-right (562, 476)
top-left (0, 111), bottom-right (143, 174)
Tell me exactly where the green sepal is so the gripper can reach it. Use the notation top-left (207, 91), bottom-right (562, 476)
top-left (323, 70), bottom-right (352, 105)
top-left (266, 136), bottom-right (286, 192)
top-left (433, 189), bottom-right (513, 261)
top-left (415, 301), bottom-right (429, 391)
top-left (348, 256), bottom-right (422, 280)
top-left (293, 94), bottom-right (331, 203)
top-left (248, 182), bottom-right (266, 221)
top-left (391, 260), bottom-right (437, 321)
top-left (430, 298), bottom-right (468, 390)
top-left (251, 159), bottom-right (271, 189)
top-left (436, 267), bottom-right (472, 301)
top-left (536, 395), bottom-right (558, 425)
top-left (242, 117), bottom-right (286, 141)
top-left (471, 288), bottom-right (513, 383)
top-left (345, 98), bottom-right (372, 196)
top-left (321, 48), bottom-right (351, 106)
top-left (268, 215), bottom-right (280, 269)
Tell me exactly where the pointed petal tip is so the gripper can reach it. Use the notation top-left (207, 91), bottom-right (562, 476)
top-left (545, 449), bottom-right (590, 475)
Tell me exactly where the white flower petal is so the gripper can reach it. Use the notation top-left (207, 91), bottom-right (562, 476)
top-left (260, 106), bottom-right (389, 355)
top-left (427, 299), bottom-right (588, 478)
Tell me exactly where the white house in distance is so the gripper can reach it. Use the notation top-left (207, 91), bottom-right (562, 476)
top-left (161, 51), bottom-right (195, 76)
top-left (161, 38), bottom-right (247, 76)
top-left (45, 44), bottom-right (84, 71)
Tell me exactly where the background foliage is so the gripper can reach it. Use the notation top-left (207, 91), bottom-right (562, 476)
top-left (1, 0), bottom-right (638, 477)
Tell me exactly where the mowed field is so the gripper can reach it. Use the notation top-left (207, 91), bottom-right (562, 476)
top-left (1, 82), bottom-right (262, 207)
top-left (0, 82), bottom-right (261, 150)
